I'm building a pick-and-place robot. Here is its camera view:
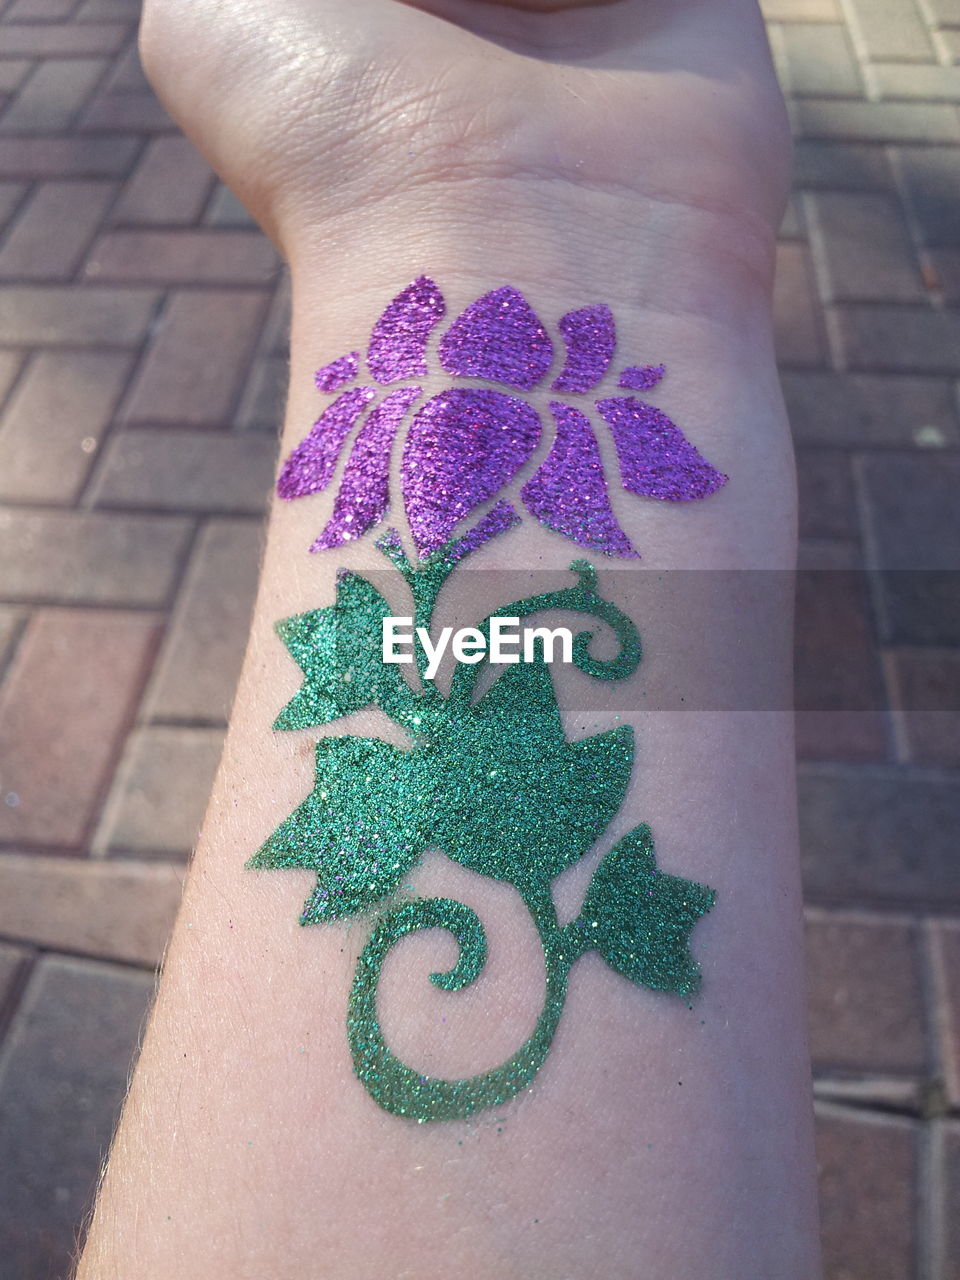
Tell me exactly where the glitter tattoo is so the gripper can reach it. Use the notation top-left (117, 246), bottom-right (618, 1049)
top-left (250, 521), bottom-right (715, 1121)
top-left (255, 278), bottom-right (723, 1121)
top-left (276, 276), bottom-right (727, 558)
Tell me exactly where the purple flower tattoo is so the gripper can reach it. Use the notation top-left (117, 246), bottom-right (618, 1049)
top-left (277, 276), bottom-right (728, 558)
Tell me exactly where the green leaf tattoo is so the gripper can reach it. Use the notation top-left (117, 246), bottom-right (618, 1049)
top-left (422, 658), bottom-right (634, 886)
top-left (579, 825), bottom-right (717, 996)
top-left (249, 736), bottom-right (425, 923)
top-left (249, 526), bottom-right (715, 1122)
top-left (272, 571), bottom-right (412, 730)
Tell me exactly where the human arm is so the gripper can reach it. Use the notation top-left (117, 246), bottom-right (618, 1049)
top-left (75, 2), bottom-right (821, 1277)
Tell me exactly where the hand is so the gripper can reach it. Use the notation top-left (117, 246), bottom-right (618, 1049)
top-left (139, 0), bottom-right (791, 281)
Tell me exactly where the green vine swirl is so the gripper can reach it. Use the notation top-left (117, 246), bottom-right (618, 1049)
top-left (250, 521), bottom-right (715, 1122)
top-left (347, 879), bottom-right (597, 1121)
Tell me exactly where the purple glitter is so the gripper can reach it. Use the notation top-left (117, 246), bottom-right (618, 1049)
top-left (277, 386), bottom-right (377, 500)
top-left (449, 502), bottom-right (522, 562)
top-left (315, 352), bottom-right (359, 393)
top-left (374, 527), bottom-right (404, 558)
top-left (401, 389), bottom-right (541, 557)
top-left (521, 403), bottom-right (638, 557)
top-left (311, 387), bottom-right (422, 551)
top-left (618, 364), bottom-right (665, 392)
top-left (550, 305), bottom-right (615, 392)
top-left (366, 276), bottom-right (445, 385)
top-left (438, 287), bottom-right (553, 390)
top-left (279, 278), bottom-right (729, 557)
top-left (595, 396), bottom-right (728, 501)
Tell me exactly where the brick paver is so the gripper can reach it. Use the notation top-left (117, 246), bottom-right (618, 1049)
top-left (760, 0), bottom-right (840, 19)
top-left (868, 61), bottom-right (960, 98)
top-left (843, 0), bottom-right (937, 61)
top-left (84, 227), bottom-right (279, 283)
top-left (0, 23), bottom-right (127, 57)
top-left (0, 183), bottom-right (26, 232)
top-left (0, 58), bottom-right (107, 133)
top-left (887, 649), bottom-right (960, 766)
top-left (941, 1124), bottom-right (960, 1279)
top-left (896, 145), bottom-right (960, 246)
top-left (792, 137), bottom-right (896, 189)
top-left (94, 724), bottom-right (225, 856)
top-left (775, 22), bottom-right (863, 97)
top-left (794, 98), bottom-right (960, 143)
top-left (78, 84), bottom-right (172, 130)
top-left (860, 454), bottom-right (960, 568)
top-left (235, 352), bottom-right (288, 430)
top-left (0, 62), bottom-right (32, 97)
top-left (0, 942), bottom-right (26, 1014)
top-left (204, 180), bottom-right (258, 228)
top-left (780, 370), bottom-right (960, 447)
top-left (773, 240), bottom-right (827, 364)
top-left (90, 427), bottom-right (275, 512)
top-left (929, 921), bottom-right (960, 1109)
top-left (0, 1), bottom-right (958, 1277)
top-left (0, 509), bottom-right (192, 604)
top-left (794, 563), bottom-right (889, 760)
top-left (110, 135), bottom-right (214, 224)
top-left (0, 349), bottom-right (132, 502)
top-left (0, 350), bottom-right (23, 407)
top-left (799, 764), bottom-right (960, 908)
top-left (144, 518), bottom-right (264, 722)
top-left (858, 454), bottom-right (960, 649)
top-left (833, 303), bottom-right (960, 372)
top-left (0, 132), bottom-right (140, 177)
top-left (0, 854), bottom-right (182, 965)
top-left (806, 910), bottom-right (928, 1074)
top-left (0, 179), bottom-right (115, 279)
top-left (0, 957), bottom-right (154, 1280)
top-left (815, 1107), bottom-right (918, 1280)
top-left (118, 288), bottom-right (269, 424)
top-left (929, 246), bottom-right (960, 299)
top-left (0, 609), bottom-right (159, 846)
top-left (0, 281), bottom-right (158, 345)
top-left (804, 190), bottom-right (925, 302)
top-left (796, 448), bottom-right (859, 538)
top-left (0, 607), bottom-right (23, 672)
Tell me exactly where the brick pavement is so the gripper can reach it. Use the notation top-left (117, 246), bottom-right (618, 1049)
top-left (0, 0), bottom-right (958, 1275)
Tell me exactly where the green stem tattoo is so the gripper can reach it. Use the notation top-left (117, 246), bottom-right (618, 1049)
top-left (249, 520), bottom-right (715, 1122)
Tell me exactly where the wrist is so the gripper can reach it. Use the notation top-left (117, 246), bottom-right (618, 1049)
top-left (281, 174), bottom-right (779, 336)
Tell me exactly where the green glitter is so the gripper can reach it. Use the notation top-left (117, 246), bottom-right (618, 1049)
top-left (249, 526), bottom-right (715, 1121)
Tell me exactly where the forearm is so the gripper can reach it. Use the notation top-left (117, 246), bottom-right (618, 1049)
top-left (77, 182), bottom-right (819, 1279)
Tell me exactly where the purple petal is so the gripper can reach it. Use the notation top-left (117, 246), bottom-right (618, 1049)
top-left (448, 502), bottom-right (522, 563)
top-left (402, 389), bottom-right (541, 557)
top-left (366, 276), bottom-right (446, 385)
top-left (521, 403), bottom-right (638, 558)
top-left (277, 387), bottom-right (377, 500)
top-left (310, 388), bottom-right (422, 551)
top-left (550, 305), bottom-right (615, 392)
top-left (438, 287), bottom-right (553, 390)
top-left (315, 352), bottom-right (359, 393)
top-left (618, 364), bottom-right (665, 391)
top-left (595, 396), bottom-right (728, 501)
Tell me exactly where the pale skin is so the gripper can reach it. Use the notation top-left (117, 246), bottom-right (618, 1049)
top-left (76, 2), bottom-right (822, 1277)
